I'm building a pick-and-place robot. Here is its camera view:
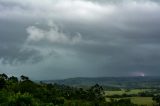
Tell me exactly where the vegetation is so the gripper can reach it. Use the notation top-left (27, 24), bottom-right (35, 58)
top-left (49, 77), bottom-right (160, 89)
top-left (105, 89), bottom-right (160, 106)
top-left (0, 73), bottom-right (160, 106)
top-left (153, 95), bottom-right (160, 106)
top-left (0, 73), bottom-right (107, 106)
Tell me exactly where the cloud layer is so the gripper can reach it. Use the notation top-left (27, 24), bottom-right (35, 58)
top-left (0, 0), bottom-right (160, 79)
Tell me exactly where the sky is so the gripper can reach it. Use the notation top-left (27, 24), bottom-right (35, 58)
top-left (0, 0), bottom-right (160, 80)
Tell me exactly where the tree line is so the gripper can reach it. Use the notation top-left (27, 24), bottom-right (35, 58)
top-left (0, 73), bottom-right (156, 106)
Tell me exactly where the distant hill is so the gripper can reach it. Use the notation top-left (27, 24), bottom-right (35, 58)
top-left (43, 76), bottom-right (160, 89)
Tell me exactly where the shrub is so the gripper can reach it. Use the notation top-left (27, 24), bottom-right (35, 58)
top-left (8, 92), bottom-right (38, 106)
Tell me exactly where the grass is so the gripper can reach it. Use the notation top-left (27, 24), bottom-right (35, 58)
top-left (105, 89), bottom-right (155, 106)
top-left (106, 97), bottom-right (154, 106)
top-left (105, 89), bottom-right (150, 96)
top-left (130, 97), bottom-right (154, 106)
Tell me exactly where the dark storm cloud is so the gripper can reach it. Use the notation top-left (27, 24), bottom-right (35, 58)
top-left (0, 0), bottom-right (160, 79)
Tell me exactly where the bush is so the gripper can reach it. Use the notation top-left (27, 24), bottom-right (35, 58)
top-left (0, 90), bottom-right (8, 105)
top-left (8, 92), bottom-right (38, 106)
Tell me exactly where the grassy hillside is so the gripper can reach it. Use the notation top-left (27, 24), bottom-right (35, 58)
top-left (105, 89), bottom-right (150, 95)
top-left (106, 97), bottom-right (154, 106)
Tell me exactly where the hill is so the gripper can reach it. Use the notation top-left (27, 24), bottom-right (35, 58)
top-left (43, 76), bottom-right (160, 88)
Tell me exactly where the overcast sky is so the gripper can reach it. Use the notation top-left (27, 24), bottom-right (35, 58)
top-left (0, 0), bottom-right (160, 80)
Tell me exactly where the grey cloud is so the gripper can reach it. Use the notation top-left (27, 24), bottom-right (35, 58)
top-left (0, 0), bottom-right (160, 79)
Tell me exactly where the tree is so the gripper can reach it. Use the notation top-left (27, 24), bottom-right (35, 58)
top-left (0, 73), bottom-right (137, 105)
top-left (20, 75), bottom-right (29, 81)
top-left (19, 80), bottom-right (37, 94)
top-left (153, 95), bottom-right (160, 106)
top-left (51, 97), bottom-right (64, 105)
top-left (9, 76), bottom-right (18, 83)
top-left (0, 91), bottom-right (8, 105)
top-left (87, 84), bottom-right (105, 105)
top-left (0, 78), bottom-right (6, 89)
top-left (0, 73), bottom-right (8, 80)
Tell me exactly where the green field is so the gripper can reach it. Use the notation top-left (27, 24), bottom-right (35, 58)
top-left (106, 97), bottom-right (154, 106)
top-left (105, 89), bottom-right (150, 96)
top-left (105, 89), bottom-right (155, 106)
top-left (130, 97), bottom-right (154, 106)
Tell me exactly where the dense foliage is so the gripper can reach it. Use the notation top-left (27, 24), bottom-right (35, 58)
top-left (0, 73), bottom-right (140, 106)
